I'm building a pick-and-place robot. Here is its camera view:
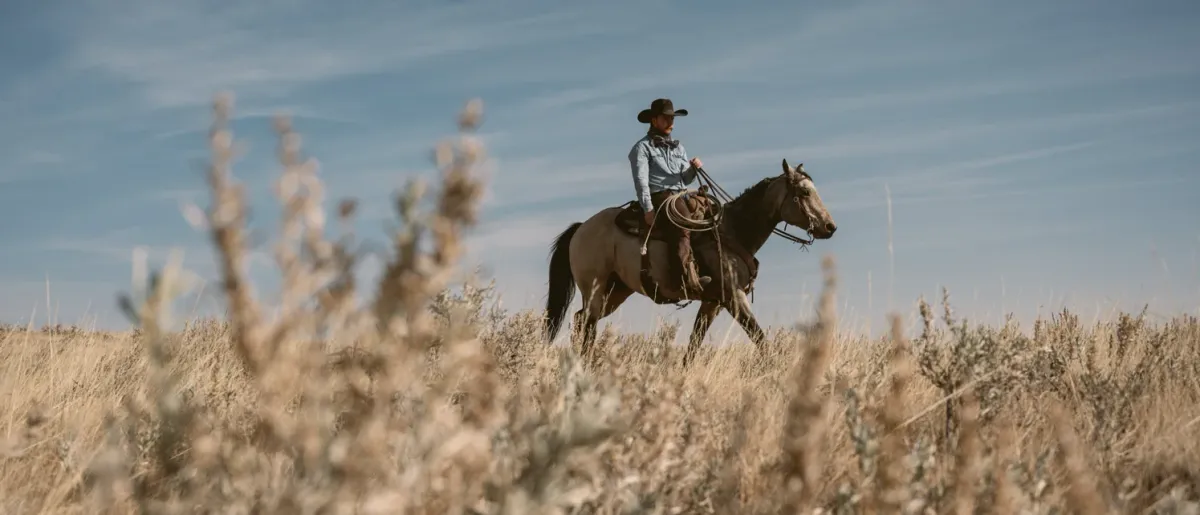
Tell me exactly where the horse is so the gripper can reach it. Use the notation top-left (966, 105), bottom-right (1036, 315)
top-left (542, 158), bottom-right (838, 365)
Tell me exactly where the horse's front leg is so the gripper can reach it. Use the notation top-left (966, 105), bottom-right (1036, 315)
top-left (726, 289), bottom-right (766, 351)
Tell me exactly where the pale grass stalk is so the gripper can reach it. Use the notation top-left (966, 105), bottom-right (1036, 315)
top-left (205, 93), bottom-right (267, 376)
top-left (779, 255), bottom-right (838, 513)
top-left (869, 313), bottom-right (916, 513)
top-left (884, 183), bottom-right (894, 312)
top-left (991, 419), bottom-right (1024, 514)
top-left (952, 393), bottom-right (981, 515)
top-left (1049, 401), bottom-right (1110, 515)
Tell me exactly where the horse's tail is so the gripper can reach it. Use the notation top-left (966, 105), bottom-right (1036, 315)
top-left (544, 222), bottom-right (582, 342)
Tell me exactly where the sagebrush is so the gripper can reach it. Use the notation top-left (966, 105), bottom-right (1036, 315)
top-left (1, 95), bottom-right (1198, 514)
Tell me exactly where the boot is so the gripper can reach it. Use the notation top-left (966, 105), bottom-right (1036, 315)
top-left (683, 259), bottom-right (711, 292)
top-left (677, 230), bottom-right (711, 296)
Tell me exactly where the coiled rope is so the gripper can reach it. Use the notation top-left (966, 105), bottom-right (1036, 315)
top-left (662, 189), bottom-right (722, 231)
top-left (640, 189), bottom-right (722, 255)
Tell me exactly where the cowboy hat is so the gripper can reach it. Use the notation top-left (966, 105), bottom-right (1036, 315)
top-left (637, 98), bottom-right (689, 123)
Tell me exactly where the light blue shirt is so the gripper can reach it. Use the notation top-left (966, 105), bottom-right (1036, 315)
top-left (628, 134), bottom-right (698, 212)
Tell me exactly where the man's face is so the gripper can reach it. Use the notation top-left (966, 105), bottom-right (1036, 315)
top-left (652, 114), bottom-right (675, 134)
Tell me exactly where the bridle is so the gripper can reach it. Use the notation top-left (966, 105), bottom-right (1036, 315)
top-left (776, 172), bottom-right (817, 247)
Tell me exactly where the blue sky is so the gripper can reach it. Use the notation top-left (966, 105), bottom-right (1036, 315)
top-left (1, 0), bottom-right (1198, 339)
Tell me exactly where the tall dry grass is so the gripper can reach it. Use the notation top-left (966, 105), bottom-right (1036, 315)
top-left (2, 94), bottom-right (1199, 514)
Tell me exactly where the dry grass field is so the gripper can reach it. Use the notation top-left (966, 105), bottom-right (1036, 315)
top-left (2, 95), bottom-right (1198, 514)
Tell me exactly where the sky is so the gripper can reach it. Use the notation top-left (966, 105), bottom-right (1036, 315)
top-left (1, 0), bottom-right (1198, 341)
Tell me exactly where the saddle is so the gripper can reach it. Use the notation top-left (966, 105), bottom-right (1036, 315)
top-left (613, 189), bottom-right (761, 302)
top-left (612, 187), bottom-right (716, 241)
top-left (613, 202), bottom-right (658, 239)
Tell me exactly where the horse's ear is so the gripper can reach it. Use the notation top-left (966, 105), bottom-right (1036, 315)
top-left (781, 158), bottom-right (791, 174)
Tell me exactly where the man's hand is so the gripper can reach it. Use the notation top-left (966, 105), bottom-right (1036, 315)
top-left (690, 157), bottom-right (703, 169)
top-left (644, 210), bottom-right (655, 226)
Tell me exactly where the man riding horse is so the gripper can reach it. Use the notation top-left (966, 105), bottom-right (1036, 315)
top-left (543, 98), bottom-right (839, 361)
top-left (629, 98), bottom-right (714, 297)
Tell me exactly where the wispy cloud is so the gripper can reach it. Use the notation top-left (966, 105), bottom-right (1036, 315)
top-left (737, 50), bottom-right (1200, 119)
top-left (812, 141), bottom-right (1101, 210)
top-left (55, 0), bottom-right (618, 111)
top-left (465, 207), bottom-right (598, 262)
top-left (20, 231), bottom-right (234, 276)
top-left (820, 141), bottom-right (1200, 215)
top-left (915, 174), bottom-right (1199, 208)
top-left (745, 98), bottom-right (1194, 156)
top-left (513, 0), bottom-right (990, 113)
top-left (0, 278), bottom-right (116, 328)
top-left (0, 150), bottom-right (69, 184)
top-left (149, 105), bottom-right (363, 142)
top-left (28, 228), bottom-right (147, 263)
top-left (21, 150), bottom-right (66, 166)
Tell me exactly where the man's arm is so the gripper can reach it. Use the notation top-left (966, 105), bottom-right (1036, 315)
top-left (630, 142), bottom-right (653, 212)
top-left (678, 144), bottom-right (698, 185)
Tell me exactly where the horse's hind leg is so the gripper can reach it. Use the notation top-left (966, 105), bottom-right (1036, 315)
top-left (683, 300), bottom-right (722, 367)
top-left (574, 274), bottom-right (634, 360)
top-left (571, 309), bottom-right (596, 356)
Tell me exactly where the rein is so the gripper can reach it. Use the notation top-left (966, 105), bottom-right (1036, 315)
top-left (693, 167), bottom-right (814, 248)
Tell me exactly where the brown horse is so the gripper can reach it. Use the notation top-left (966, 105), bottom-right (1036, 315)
top-left (543, 159), bottom-right (838, 365)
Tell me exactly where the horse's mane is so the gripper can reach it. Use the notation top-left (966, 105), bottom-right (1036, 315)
top-left (722, 175), bottom-right (778, 220)
top-left (710, 175), bottom-right (784, 254)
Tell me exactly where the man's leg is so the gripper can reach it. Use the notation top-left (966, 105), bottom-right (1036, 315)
top-left (653, 191), bottom-right (709, 296)
top-left (686, 193), bottom-right (718, 285)
top-left (679, 193), bottom-right (713, 291)
top-left (650, 192), bottom-right (685, 294)
top-left (636, 202), bottom-right (660, 298)
top-left (677, 227), bottom-right (708, 293)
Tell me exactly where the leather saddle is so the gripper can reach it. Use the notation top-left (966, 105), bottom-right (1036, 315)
top-left (613, 201), bottom-right (667, 241)
top-left (612, 187), bottom-right (717, 241)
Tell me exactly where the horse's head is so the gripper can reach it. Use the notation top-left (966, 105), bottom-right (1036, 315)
top-left (771, 159), bottom-right (837, 240)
